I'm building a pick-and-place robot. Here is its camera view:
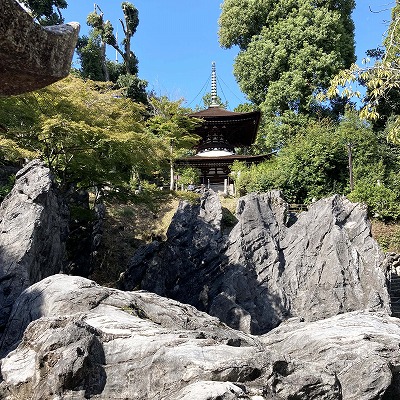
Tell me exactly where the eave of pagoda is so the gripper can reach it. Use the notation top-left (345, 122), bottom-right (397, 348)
top-left (190, 108), bottom-right (261, 147)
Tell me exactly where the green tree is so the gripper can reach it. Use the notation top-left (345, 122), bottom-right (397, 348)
top-left (77, 4), bottom-right (147, 103)
top-left (176, 167), bottom-right (200, 187)
top-left (230, 120), bottom-right (350, 203)
top-left (19, 0), bottom-right (67, 25)
top-left (219, 0), bottom-right (355, 141)
top-left (327, 3), bottom-right (400, 143)
top-left (146, 97), bottom-right (200, 189)
top-left (196, 92), bottom-right (228, 110)
top-left (87, 3), bottom-right (139, 76)
top-left (116, 74), bottom-right (148, 104)
top-left (75, 34), bottom-right (105, 81)
top-left (0, 76), bottom-right (162, 194)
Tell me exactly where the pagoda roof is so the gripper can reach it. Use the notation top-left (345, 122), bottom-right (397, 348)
top-left (190, 106), bottom-right (249, 118)
top-left (189, 107), bottom-right (261, 147)
top-left (176, 153), bottom-right (272, 168)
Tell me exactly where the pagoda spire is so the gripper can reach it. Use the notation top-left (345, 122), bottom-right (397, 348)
top-left (210, 61), bottom-right (219, 108)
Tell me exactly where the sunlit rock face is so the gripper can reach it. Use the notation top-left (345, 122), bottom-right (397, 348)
top-left (0, 0), bottom-right (79, 95)
top-left (0, 160), bottom-right (68, 334)
top-left (1, 275), bottom-right (400, 400)
top-left (121, 190), bottom-right (390, 334)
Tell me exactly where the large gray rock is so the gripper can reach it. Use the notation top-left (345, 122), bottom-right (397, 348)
top-left (1, 275), bottom-right (400, 400)
top-left (261, 311), bottom-right (400, 400)
top-left (0, 275), bottom-right (264, 400)
top-left (121, 191), bottom-right (390, 334)
top-left (0, 160), bottom-right (67, 332)
top-left (0, 0), bottom-right (79, 95)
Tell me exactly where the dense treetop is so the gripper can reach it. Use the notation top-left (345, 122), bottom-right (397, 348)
top-left (219, 0), bottom-right (355, 118)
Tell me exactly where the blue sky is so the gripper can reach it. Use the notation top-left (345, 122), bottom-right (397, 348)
top-left (62, 1), bottom-right (392, 110)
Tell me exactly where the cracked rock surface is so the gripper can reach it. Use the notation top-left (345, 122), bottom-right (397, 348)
top-left (1, 275), bottom-right (400, 400)
top-left (121, 190), bottom-right (390, 334)
top-left (0, 160), bottom-right (68, 334)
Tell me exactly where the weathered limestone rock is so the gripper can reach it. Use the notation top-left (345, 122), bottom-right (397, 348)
top-left (261, 311), bottom-right (400, 400)
top-left (0, 0), bottom-right (79, 95)
top-left (0, 160), bottom-right (67, 332)
top-left (1, 275), bottom-right (400, 400)
top-left (121, 190), bottom-right (390, 334)
top-left (121, 189), bottom-right (225, 308)
top-left (0, 275), bottom-right (264, 400)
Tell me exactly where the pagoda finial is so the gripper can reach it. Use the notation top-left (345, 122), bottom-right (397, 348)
top-left (210, 61), bottom-right (219, 108)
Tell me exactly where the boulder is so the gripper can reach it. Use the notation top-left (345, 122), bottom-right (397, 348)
top-left (121, 191), bottom-right (390, 334)
top-left (0, 0), bottom-right (79, 95)
top-left (0, 160), bottom-right (68, 333)
top-left (0, 275), bottom-right (264, 400)
top-left (1, 275), bottom-right (400, 400)
top-left (261, 311), bottom-right (400, 400)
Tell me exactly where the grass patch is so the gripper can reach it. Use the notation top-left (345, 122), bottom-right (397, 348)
top-left (371, 220), bottom-right (400, 253)
top-left (90, 192), bottom-right (180, 287)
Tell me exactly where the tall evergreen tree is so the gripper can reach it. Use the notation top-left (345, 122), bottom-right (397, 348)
top-left (219, 0), bottom-right (355, 118)
top-left (75, 34), bottom-right (105, 81)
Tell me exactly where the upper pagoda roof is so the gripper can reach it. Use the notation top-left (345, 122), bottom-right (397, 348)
top-left (189, 106), bottom-right (261, 146)
top-left (190, 106), bottom-right (249, 118)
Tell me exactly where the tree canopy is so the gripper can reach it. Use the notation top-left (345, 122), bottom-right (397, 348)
top-left (219, 0), bottom-right (355, 118)
top-left (19, 0), bottom-right (67, 25)
top-left (328, 2), bottom-right (400, 143)
top-left (0, 76), bottom-right (163, 193)
top-left (75, 3), bottom-right (148, 104)
top-left (87, 3), bottom-right (139, 76)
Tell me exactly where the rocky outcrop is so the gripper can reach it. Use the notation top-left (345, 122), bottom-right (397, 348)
top-left (121, 190), bottom-right (390, 334)
top-left (0, 275), bottom-right (263, 399)
top-left (1, 274), bottom-right (400, 400)
top-left (0, 160), bottom-right (68, 333)
top-left (0, 0), bottom-right (79, 95)
top-left (261, 311), bottom-right (400, 400)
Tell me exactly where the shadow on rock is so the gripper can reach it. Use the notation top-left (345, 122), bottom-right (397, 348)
top-left (120, 190), bottom-right (390, 334)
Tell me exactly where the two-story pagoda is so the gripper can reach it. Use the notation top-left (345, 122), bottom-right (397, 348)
top-left (176, 63), bottom-right (269, 188)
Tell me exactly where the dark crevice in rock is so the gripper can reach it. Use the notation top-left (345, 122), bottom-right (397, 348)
top-left (120, 190), bottom-right (390, 335)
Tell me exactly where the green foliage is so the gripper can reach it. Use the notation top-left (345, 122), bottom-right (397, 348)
top-left (0, 76), bottom-right (164, 192)
top-left (116, 74), bottom-right (148, 104)
top-left (219, 0), bottom-right (355, 118)
top-left (256, 111), bottom-right (311, 152)
top-left (122, 2), bottom-right (139, 36)
top-left (87, 3), bottom-right (139, 76)
top-left (274, 122), bottom-right (349, 203)
top-left (196, 93), bottom-right (228, 110)
top-left (231, 120), bottom-right (350, 203)
top-left (146, 96), bottom-right (200, 158)
top-left (348, 180), bottom-right (400, 220)
top-left (176, 167), bottom-right (200, 186)
top-left (107, 61), bottom-right (126, 83)
top-left (76, 35), bottom-right (104, 81)
top-left (326, 3), bottom-right (400, 143)
top-left (230, 111), bottom-right (400, 219)
top-left (0, 175), bottom-right (15, 203)
top-left (20, 0), bottom-right (67, 25)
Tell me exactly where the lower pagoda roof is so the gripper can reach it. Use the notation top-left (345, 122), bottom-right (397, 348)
top-left (176, 153), bottom-right (272, 168)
